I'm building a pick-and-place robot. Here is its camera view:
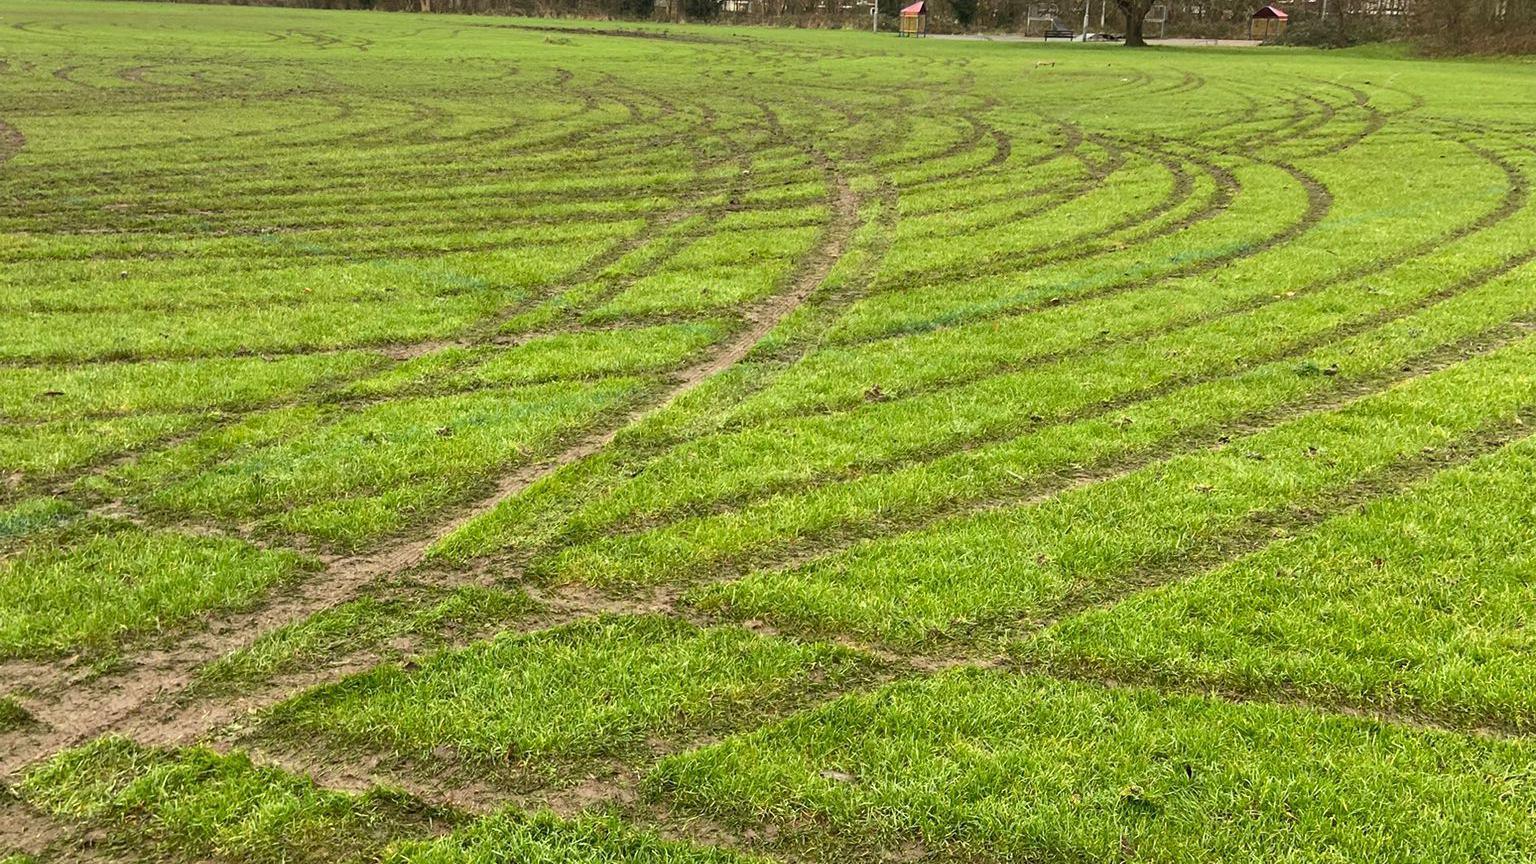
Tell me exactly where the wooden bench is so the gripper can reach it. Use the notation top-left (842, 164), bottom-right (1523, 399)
top-left (1043, 27), bottom-right (1074, 40)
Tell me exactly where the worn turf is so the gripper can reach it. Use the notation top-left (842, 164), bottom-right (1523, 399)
top-left (5, 1), bottom-right (1536, 861)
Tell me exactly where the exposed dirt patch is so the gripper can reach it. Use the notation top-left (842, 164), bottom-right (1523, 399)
top-left (0, 794), bottom-right (71, 857)
top-left (0, 118), bottom-right (24, 165)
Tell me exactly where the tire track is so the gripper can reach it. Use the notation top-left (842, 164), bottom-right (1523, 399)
top-left (540, 147), bottom-right (1527, 560)
top-left (0, 150), bottom-right (860, 784)
top-left (536, 310), bottom-right (1536, 586)
top-left (831, 155), bottom-right (1325, 349)
top-left (1014, 409), bottom-right (1536, 642)
top-left (0, 118), bottom-right (24, 168)
top-left (723, 133), bottom-right (1520, 429)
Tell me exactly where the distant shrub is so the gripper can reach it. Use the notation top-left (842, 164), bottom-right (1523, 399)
top-left (1414, 28), bottom-right (1536, 55)
top-left (1271, 17), bottom-right (1397, 48)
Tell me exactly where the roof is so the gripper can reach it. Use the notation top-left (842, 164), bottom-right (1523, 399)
top-left (901, 1), bottom-right (926, 14)
top-left (1252, 4), bottom-right (1288, 18)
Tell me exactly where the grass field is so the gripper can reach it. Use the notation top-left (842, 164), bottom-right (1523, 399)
top-left (3, 1), bottom-right (1536, 860)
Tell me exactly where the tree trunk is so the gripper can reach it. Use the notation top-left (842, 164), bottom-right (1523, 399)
top-left (1124, 10), bottom-right (1146, 43)
top-left (1116, 0), bottom-right (1151, 44)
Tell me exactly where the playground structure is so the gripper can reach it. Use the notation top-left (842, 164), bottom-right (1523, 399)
top-left (899, 0), bottom-right (928, 35)
top-left (1026, 2), bottom-right (1066, 35)
top-left (1249, 4), bottom-right (1288, 38)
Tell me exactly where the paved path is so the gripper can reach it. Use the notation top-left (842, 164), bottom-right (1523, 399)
top-left (932, 33), bottom-right (1263, 47)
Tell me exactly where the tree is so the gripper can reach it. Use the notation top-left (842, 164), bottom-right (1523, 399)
top-left (1115, 0), bottom-right (1153, 44)
top-left (951, 0), bottom-right (979, 27)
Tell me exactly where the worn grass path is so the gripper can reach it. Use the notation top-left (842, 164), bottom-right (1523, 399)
top-left (5, 4), bottom-right (1536, 863)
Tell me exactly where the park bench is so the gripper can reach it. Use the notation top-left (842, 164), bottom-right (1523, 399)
top-left (1043, 27), bottom-right (1074, 40)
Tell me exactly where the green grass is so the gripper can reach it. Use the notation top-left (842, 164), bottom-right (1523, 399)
top-left (384, 811), bottom-right (765, 864)
top-left (0, 497), bottom-right (80, 543)
top-left (452, 321), bottom-right (732, 386)
top-left (21, 738), bottom-right (758, 864)
top-left (0, 353), bottom-right (380, 421)
top-left (479, 221), bottom-right (1536, 576)
top-left (129, 380), bottom-right (649, 549)
top-left (195, 585), bottom-right (540, 691)
top-left (685, 333), bottom-right (1536, 646)
top-left (20, 737), bottom-right (454, 864)
top-left (0, 695), bottom-right (35, 732)
top-left (8, 2), bottom-right (1536, 860)
top-left (511, 255), bottom-right (1536, 587)
top-left (2, 412), bottom-right (203, 485)
top-left (266, 615), bottom-right (873, 776)
top-left (0, 294), bottom-right (531, 363)
top-left (652, 669), bottom-right (1536, 862)
top-left (1020, 433), bottom-right (1536, 731)
top-left (0, 519), bottom-right (316, 659)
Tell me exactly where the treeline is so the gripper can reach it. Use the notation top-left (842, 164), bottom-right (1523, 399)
top-left (1410, 0), bottom-right (1536, 51)
top-left (161, 0), bottom-right (1536, 50)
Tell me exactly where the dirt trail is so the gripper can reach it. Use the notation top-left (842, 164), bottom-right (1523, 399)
top-left (0, 161), bottom-right (860, 782)
top-left (0, 796), bottom-right (73, 857)
top-left (0, 118), bottom-right (25, 165)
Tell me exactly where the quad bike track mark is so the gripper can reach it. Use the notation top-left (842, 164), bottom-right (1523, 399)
top-left (718, 129), bottom-right (1514, 439)
top-left (22, 338), bottom-right (1530, 840)
top-left (0, 159), bottom-right (860, 782)
top-left (496, 132), bottom-right (1525, 570)
top-left (533, 306), bottom-right (1536, 594)
top-left (89, 189), bottom-right (1533, 785)
top-left (0, 118), bottom-right (25, 167)
top-left (4, 52), bottom-right (1497, 861)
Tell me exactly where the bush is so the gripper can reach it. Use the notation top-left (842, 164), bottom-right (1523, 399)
top-left (1414, 27), bottom-right (1536, 55)
top-left (1271, 17), bottom-right (1397, 48)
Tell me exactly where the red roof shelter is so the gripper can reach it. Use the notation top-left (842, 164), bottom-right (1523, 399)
top-left (899, 0), bottom-right (927, 37)
top-left (1250, 5), bottom-right (1288, 39)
